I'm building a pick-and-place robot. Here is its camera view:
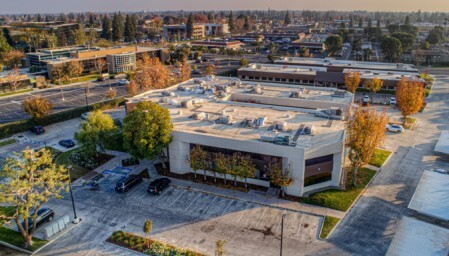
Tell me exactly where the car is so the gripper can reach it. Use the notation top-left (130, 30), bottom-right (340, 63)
top-left (118, 79), bottom-right (130, 86)
top-left (195, 59), bottom-right (203, 63)
top-left (389, 97), bottom-right (397, 105)
top-left (386, 124), bottom-right (404, 133)
top-left (433, 168), bottom-right (449, 174)
top-left (30, 125), bottom-right (45, 135)
top-left (147, 178), bottom-right (171, 195)
top-left (115, 175), bottom-right (142, 193)
top-left (97, 76), bottom-right (106, 82)
top-left (362, 95), bottom-right (370, 103)
top-left (21, 208), bottom-right (54, 232)
top-left (58, 139), bottom-right (75, 148)
top-left (80, 112), bottom-right (91, 120)
top-left (191, 69), bottom-right (201, 75)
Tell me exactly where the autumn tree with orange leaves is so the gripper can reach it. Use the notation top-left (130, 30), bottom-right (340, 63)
top-left (364, 78), bottom-right (384, 103)
top-left (396, 78), bottom-right (425, 125)
top-left (344, 72), bottom-right (361, 94)
top-left (126, 80), bottom-right (140, 96)
top-left (23, 95), bottom-right (53, 120)
top-left (179, 61), bottom-right (191, 82)
top-left (346, 108), bottom-right (388, 186)
top-left (132, 54), bottom-right (170, 90)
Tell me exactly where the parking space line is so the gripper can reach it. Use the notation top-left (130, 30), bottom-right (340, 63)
top-left (255, 207), bottom-right (268, 228)
top-left (221, 200), bottom-right (234, 215)
top-left (169, 190), bottom-right (186, 206)
top-left (237, 203), bottom-right (250, 223)
top-left (153, 186), bottom-right (174, 203)
top-left (201, 197), bottom-right (217, 215)
top-left (295, 215), bottom-right (304, 236)
top-left (184, 193), bottom-right (202, 211)
top-left (125, 182), bottom-right (146, 197)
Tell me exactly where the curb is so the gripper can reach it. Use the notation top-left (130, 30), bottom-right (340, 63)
top-left (0, 240), bottom-right (33, 255)
top-left (32, 219), bottom-right (83, 255)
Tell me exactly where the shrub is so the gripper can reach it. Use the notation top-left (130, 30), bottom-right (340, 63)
top-left (129, 241), bottom-right (135, 247)
top-left (69, 152), bottom-right (97, 169)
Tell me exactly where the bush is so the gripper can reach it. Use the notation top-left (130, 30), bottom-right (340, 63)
top-left (69, 152), bottom-right (97, 170)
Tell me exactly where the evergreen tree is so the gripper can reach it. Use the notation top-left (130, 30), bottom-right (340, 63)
top-left (208, 12), bottom-right (214, 22)
top-left (101, 14), bottom-right (112, 40)
top-left (112, 12), bottom-right (124, 42)
top-left (284, 10), bottom-right (291, 25)
top-left (359, 18), bottom-right (363, 28)
top-left (186, 13), bottom-right (194, 39)
top-left (243, 16), bottom-right (250, 31)
top-left (89, 13), bottom-right (95, 27)
top-left (377, 20), bottom-right (381, 27)
top-left (368, 18), bottom-right (372, 28)
top-left (124, 14), bottom-right (135, 42)
top-left (59, 13), bottom-right (68, 23)
top-left (2, 28), bottom-right (13, 47)
top-left (405, 16), bottom-right (411, 26)
top-left (228, 11), bottom-right (235, 33)
top-left (0, 30), bottom-right (12, 57)
top-left (349, 19), bottom-right (354, 28)
top-left (37, 13), bottom-right (42, 22)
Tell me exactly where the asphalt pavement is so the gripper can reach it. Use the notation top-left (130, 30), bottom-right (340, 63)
top-left (0, 80), bottom-right (128, 124)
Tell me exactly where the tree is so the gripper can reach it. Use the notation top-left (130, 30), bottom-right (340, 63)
top-left (124, 14), bottom-right (136, 42)
top-left (123, 101), bottom-right (173, 160)
top-left (239, 154), bottom-right (257, 188)
top-left (364, 78), bottom-right (384, 103)
top-left (44, 33), bottom-right (58, 48)
top-left (0, 30), bottom-right (12, 58)
top-left (239, 58), bottom-right (248, 67)
top-left (213, 153), bottom-right (231, 184)
top-left (391, 32), bottom-right (415, 52)
top-left (381, 37), bottom-right (402, 62)
top-left (284, 10), bottom-right (291, 25)
top-left (94, 58), bottom-right (107, 76)
top-left (106, 89), bottom-right (117, 100)
top-left (426, 26), bottom-right (444, 44)
top-left (186, 13), bottom-right (194, 39)
top-left (344, 72), bottom-right (361, 94)
top-left (229, 152), bottom-right (243, 186)
top-left (112, 12), bottom-right (124, 42)
top-left (73, 25), bottom-right (87, 45)
top-left (5, 68), bottom-right (23, 92)
top-left (228, 11), bottom-right (235, 33)
top-left (101, 14), bottom-right (112, 40)
top-left (190, 145), bottom-right (208, 180)
top-left (205, 63), bottom-right (215, 76)
top-left (51, 64), bottom-right (69, 84)
top-left (132, 54), bottom-right (170, 90)
top-left (324, 35), bottom-right (343, 55)
top-left (23, 95), bottom-right (53, 120)
top-left (67, 61), bottom-right (83, 82)
top-left (215, 240), bottom-right (227, 256)
top-left (0, 147), bottom-right (68, 248)
top-left (267, 161), bottom-right (293, 197)
top-left (179, 61), bottom-right (191, 82)
top-left (396, 78), bottom-right (424, 125)
top-left (143, 220), bottom-right (152, 248)
top-left (75, 110), bottom-right (118, 157)
top-left (346, 109), bottom-right (388, 186)
top-left (243, 16), bottom-right (250, 31)
top-left (126, 80), bottom-right (140, 96)
top-left (351, 38), bottom-right (362, 53)
top-left (358, 18), bottom-right (363, 28)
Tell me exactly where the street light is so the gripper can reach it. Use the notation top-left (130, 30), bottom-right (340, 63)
top-left (67, 166), bottom-right (80, 224)
top-left (280, 213), bottom-right (286, 256)
top-left (84, 83), bottom-right (89, 113)
top-left (60, 88), bottom-right (65, 101)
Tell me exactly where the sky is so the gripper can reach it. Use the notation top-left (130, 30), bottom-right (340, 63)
top-left (1, 0), bottom-right (449, 14)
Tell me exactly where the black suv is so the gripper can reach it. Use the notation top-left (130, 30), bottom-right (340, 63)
top-left (21, 208), bottom-right (55, 232)
top-left (115, 175), bottom-right (142, 193)
top-left (148, 178), bottom-right (171, 195)
top-left (30, 125), bottom-right (45, 135)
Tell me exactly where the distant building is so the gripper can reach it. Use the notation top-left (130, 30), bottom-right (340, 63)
top-left (190, 40), bottom-right (244, 50)
top-left (290, 34), bottom-right (330, 52)
top-left (204, 23), bottom-right (229, 36)
top-left (162, 24), bottom-right (205, 40)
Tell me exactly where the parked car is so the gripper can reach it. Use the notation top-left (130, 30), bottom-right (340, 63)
top-left (118, 79), bottom-right (130, 86)
top-left (58, 139), bottom-right (75, 148)
top-left (80, 112), bottom-right (91, 120)
top-left (433, 168), bottom-right (449, 174)
top-left (362, 95), bottom-right (370, 103)
top-left (147, 178), bottom-right (171, 195)
top-left (21, 208), bottom-right (54, 232)
top-left (30, 125), bottom-right (45, 135)
top-left (97, 76), bottom-right (106, 82)
top-left (115, 175), bottom-right (142, 193)
top-left (195, 59), bottom-right (203, 63)
top-left (191, 69), bottom-right (201, 75)
top-left (386, 124), bottom-right (404, 133)
top-left (389, 97), bottom-right (397, 105)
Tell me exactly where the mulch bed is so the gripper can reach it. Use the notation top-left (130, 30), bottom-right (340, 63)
top-left (155, 163), bottom-right (268, 193)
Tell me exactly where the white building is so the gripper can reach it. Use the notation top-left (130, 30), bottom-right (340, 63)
top-left (126, 77), bottom-right (354, 197)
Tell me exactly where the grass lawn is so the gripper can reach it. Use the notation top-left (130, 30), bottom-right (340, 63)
top-left (300, 168), bottom-right (377, 212)
top-left (54, 148), bottom-right (91, 180)
top-left (0, 226), bottom-right (47, 251)
top-left (75, 74), bottom-right (100, 83)
top-left (320, 216), bottom-right (340, 239)
top-left (369, 148), bottom-right (392, 168)
top-left (0, 88), bottom-right (33, 97)
top-left (0, 139), bottom-right (17, 147)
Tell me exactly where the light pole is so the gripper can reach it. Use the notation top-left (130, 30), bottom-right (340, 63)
top-left (84, 85), bottom-right (89, 113)
top-left (67, 166), bottom-right (80, 224)
top-left (60, 88), bottom-right (65, 101)
top-left (280, 213), bottom-right (286, 256)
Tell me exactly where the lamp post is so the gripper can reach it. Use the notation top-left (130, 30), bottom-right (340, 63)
top-left (280, 213), bottom-right (286, 256)
top-left (67, 166), bottom-right (80, 224)
top-left (84, 83), bottom-right (89, 112)
top-left (60, 88), bottom-right (65, 101)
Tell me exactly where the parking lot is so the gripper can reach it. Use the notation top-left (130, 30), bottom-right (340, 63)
top-left (35, 173), bottom-right (323, 256)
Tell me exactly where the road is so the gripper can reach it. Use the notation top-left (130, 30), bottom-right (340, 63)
top-left (0, 80), bottom-right (128, 124)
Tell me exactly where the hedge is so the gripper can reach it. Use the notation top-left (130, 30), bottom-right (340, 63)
top-left (0, 98), bottom-right (125, 140)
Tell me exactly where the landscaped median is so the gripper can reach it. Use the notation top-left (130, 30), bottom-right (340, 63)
top-left (0, 138), bottom-right (17, 147)
top-left (300, 168), bottom-right (376, 212)
top-left (107, 231), bottom-right (206, 256)
top-left (369, 148), bottom-right (392, 168)
top-left (319, 216), bottom-right (340, 239)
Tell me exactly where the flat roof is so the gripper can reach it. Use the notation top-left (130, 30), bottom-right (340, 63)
top-left (435, 131), bottom-right (449, 155)
top-left (127, 77), bottom-right (348, 148)
top-left (344, 69), bottom-right (423, 82)
top-left (386, 217), bottom-right (449, 256)
top-left (408, 170), bottom-right (449, 221)
top-left (239, 63), bottom-right (327, 76)
top-left (275, 57), bottom-right (419, 73)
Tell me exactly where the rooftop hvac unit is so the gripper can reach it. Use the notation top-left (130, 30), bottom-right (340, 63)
top-left (162, 91), bottom-right (175, 96)
top-left (275, 134), bottom-right (291, 145)
top-left (256, 117), bottom-right (267, 127)
top-left (196, 87), bottom-right (205, 94)
top-left (178, 85), bottom-right (188, 91)
top-left (169, 99), bottom-right (179, 106)
top-left (192, 98), bottom-right (204, 104)
top-left (193, 78), bottom-right (203, 84)
top-left (302, 125), bottom-right (315, 135)
top-left (332, 90), bottom-right (346, 98)
top-left (260, 133), bottom-right (276, 142)
top-left (181, 100), bottom-right (193, 108)
top-left (275, 122), bottom-right (288, 131)
top-left (245, 118), bottom-right (255, 127)
top-left (217, 115), bottom-right (233, 124)
top-left (218, 91), bottom-right (228, 98)
top-left (192, 112), bottom-right (205, 120)
top-left (159, 98), bottom-right (168, 103)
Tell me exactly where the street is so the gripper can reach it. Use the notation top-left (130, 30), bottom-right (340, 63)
top-left (0, 80), bottom-right (128, 124)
